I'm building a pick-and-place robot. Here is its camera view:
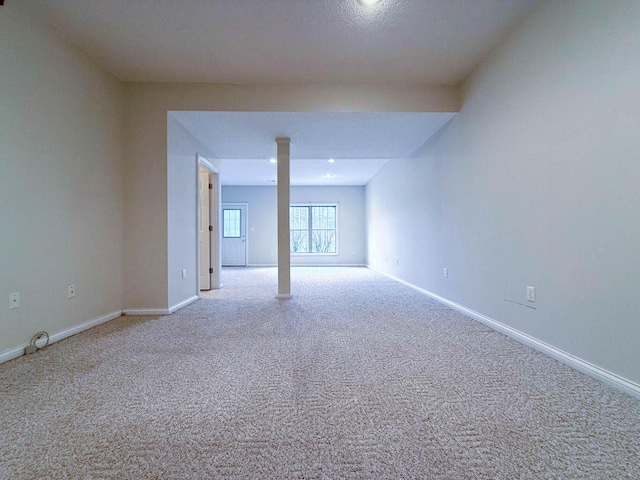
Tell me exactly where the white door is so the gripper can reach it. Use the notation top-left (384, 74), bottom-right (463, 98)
top-left (222, 204), bottom-right (247, 266)
top-left (199, 168), bottom-right (211, 290)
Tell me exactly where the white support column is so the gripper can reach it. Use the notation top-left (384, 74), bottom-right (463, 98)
top-left (276, 137), bottom-right (292, 299)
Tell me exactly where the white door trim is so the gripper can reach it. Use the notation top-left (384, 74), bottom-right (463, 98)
top-left (198, 168), bottom-right (211, 290)
top-left (196, 154), bottom-right (221, 291)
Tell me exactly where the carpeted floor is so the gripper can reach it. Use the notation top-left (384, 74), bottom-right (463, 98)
top-left (1, 267), bottom-right (639, 479)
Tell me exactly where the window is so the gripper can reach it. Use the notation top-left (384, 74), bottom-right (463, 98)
top-left (290, 204), bottom-right (337, 254)
top-left (223, 209), bottom-right (241, 238)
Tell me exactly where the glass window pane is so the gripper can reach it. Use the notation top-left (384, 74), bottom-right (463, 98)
top-left (223, 209), bottom-right (241, 238)
top-left (290, 206), bottom-right (309, 229)
top-left (290, 205), bottom-right (337, 254)
top-left (290, 230), bottom-right (309, 253)
top-left (312, 206), bottom-right (336, 229)
top-left (311, 229), bottom-right (336, 253)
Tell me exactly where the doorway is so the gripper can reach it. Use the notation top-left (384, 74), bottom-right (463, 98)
top-left (197, 155), bottom-right (221, 291)
top-left (222, 203), bottom-right (248, 266)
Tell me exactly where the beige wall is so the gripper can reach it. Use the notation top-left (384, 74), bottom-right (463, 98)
top-left (0, 6), bottom-right (124, 356)
top-left (123, 82), bottom-right (459, 310)
top-left (367, 0), bottom-right (640, 387)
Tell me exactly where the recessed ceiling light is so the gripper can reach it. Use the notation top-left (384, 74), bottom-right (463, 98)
top-left (359, 0), bottom-right (382, 6)
top-left (269, 158), bottom-right (277, 164)
top-left (328, 158), bottom-right (336, 164)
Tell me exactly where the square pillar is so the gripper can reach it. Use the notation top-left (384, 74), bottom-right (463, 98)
top-left (276, 137), bottom-right (292, 299)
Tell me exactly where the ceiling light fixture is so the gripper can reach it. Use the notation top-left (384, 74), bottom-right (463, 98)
top-left (328, 158), bottom-right (336, 164)
top-left (269, 158), bottom-right (277, 164)
top-left (359, 0), bottom-right (382, 6)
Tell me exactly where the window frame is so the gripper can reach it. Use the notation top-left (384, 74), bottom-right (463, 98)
top-left (290, 203), bottom-right (339, 256)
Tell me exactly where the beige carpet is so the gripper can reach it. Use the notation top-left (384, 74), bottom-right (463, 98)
top-left (1, 267), bottom-right (639, 479)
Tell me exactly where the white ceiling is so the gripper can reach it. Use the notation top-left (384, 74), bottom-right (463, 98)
top-left (18, 0), bottom-right (538, 186)
top-left (171, 111), bottom-right (455, 185)
top-left (22, 0), bottom-right (539, 85)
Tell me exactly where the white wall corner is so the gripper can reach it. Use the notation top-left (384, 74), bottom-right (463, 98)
top-left (169, 295), bottom-right (199, 314)
top-left (123, 295), bottom-right (199, 316)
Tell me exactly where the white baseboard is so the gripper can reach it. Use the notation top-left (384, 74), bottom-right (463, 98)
top-left (168, 295), bottom-right (199, 313)
top-left (122, 295), bottom-right (199, 316)
top-left (122, 307), bottom-right (167, 316)
top-left (368, 266), bottom-right (640, 400)
top-left (246, 264), bottom-right (367, 268)
top-left (0, 310), bottom-right (122, 365)
top-left (292, 263), bottom-right (367, 267)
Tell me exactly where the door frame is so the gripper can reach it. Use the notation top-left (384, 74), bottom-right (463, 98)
top-left (196, 154), bottom-right (221, 291)
top-left (221, 203), bottom-right (249, 267)
top-left (198, 167), bottom-right (211, 290)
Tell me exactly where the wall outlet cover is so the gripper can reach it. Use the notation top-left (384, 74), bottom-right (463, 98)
top-left (9, 292), bottom-right (20, 309)
top-left (527, 286), bottom-right (536, 302)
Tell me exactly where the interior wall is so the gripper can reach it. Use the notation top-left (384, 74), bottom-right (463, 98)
top-left (123, 82), bottom-right (459, 310)
top-left (222, 187), bottom-right (277, 266)
top-left (0, 6), bottom-right (124, 355)
top-left (291, 186), bottom-right (366, 266)
top-left (122, 87), bottom-right (168, 310)
top-left (166, 114), bottom-right (219, 308)
top-left (366, 0), bottom-right (640, 386)
top-left (366, 139), bottom-right (443, 288)
top-left (222, 186), bottom-right (366, 266)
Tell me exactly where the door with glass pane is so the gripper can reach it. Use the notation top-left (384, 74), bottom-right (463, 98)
top-left (221, 204), bottom-right (247, 266)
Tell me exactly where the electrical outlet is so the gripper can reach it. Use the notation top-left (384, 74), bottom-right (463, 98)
top-left (443, 267), bottom-right (448, 278)
top-left (527, 286), bottom-right (536, 302)
top-left (67, 285), bottom-right (76, 299)
top-left (9, 292), bottom-right (20, 310)
top-left (182, 269), bottom-right (187, 279)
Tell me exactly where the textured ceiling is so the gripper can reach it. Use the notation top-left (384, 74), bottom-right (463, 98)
top-left (21, 0), bottom-right (539, 85)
